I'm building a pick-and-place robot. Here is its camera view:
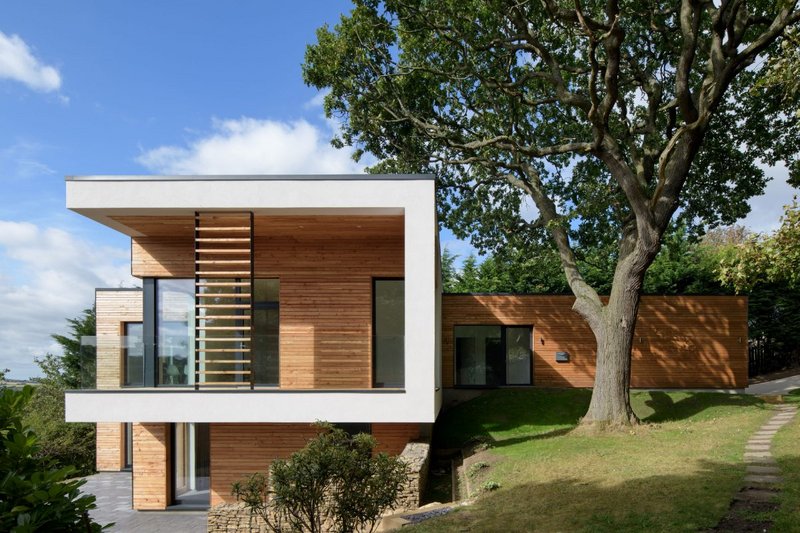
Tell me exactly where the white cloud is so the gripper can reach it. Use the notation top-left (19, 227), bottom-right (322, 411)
top-left (137, 117), bottom-right (364, 175)
top-left (0, 221), bottom-right (137, 379)
top-left (0, 141), bottom-right (55, 180)
top-left (0, 31), bottom-right (61, 92)
top-left (741, 163), bottom-right (798, 234)
top-left (304, 89), bottom-right (329, 110)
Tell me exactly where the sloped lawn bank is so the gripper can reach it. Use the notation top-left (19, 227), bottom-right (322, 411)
top-left (412, 389), bottom-right (776, 532)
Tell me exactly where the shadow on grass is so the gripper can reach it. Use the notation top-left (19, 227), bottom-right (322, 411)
top-left (434, 388), bottom-right (770, 450)
top-left (410, 456), bottom-right (800, 533)
top-left (433, 389), bottom-right (592, 449)
top-left (641, 391), bottom-right (768, 423)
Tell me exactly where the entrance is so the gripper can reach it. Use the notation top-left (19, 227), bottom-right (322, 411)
top-left (172, 423), bottom-right (210, 507)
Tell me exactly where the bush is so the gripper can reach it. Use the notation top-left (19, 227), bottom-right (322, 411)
top-left (0, 386), bottom-right (107, 532)
top-left (23, 380), bottom-right (95, 476)
top-left (233, 422), bottom-right (409, 533)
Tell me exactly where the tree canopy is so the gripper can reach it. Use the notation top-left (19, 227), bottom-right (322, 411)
top-left (304, 0), bottom-right (800, 424)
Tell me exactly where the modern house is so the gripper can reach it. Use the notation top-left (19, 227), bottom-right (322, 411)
top-left (64, 174), bottom-right (747, 511)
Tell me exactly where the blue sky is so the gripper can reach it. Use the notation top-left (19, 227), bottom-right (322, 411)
top-left (0, 1), bottom-right (792, 379)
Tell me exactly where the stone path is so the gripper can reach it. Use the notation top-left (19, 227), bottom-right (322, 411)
top-left (713, 404), bottom-right (798, 531)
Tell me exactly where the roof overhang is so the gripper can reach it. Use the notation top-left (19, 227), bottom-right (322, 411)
top-left (66, 174), bottom-right (431, 237)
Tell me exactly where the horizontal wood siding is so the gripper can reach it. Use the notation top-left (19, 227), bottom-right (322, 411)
top-left (209, 423), bottom-right (321, 506)
top-left (95, 290), bottom-right (143, 389)
top-left (132, 423), bottom-right (170, 510)
top-left (209, 422), bottom-right (421, 505)
top-left (442, 295), bottom-right (748, 389)
top-left (95, 290), bottom-right (142, 474)
top-left (96, 422), bottom-right (123, 471)
top-left (372, 423), bottom-right (421, 455)
top-left (131, 216), bottom-right (404, 389)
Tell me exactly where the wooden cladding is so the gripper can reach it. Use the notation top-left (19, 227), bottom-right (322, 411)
top-left (114, 215), bottom-right (404, 239)
top-left (442, 295), bottom-right (748, 389)
top-left (131, 215), bottom-right (404, 389)
top-left (96, 422), bottom-right (124, 471)
top-left (132, 423), bottom-right (170, 510)
top-left (95, 290), bottom-right (143, 389)
top-left (209, 422), bottom-right (420, 506)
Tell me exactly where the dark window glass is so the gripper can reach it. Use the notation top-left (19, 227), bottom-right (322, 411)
top-left (253, 279), bottom-right (279, 385)
top-left (123, 422), bottom-right (133, 469)
top-left (123, 322), bottom-right (144, 387)
top-left (455, 326), bottom-right (532, 386)
top-left (373, 280), bottom-right (404, 388)
top-left (335, 423), bottom-right (372, 436)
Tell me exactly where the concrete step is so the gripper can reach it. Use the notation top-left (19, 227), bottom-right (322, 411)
top-left (744, 474), bottom-right (783, 484)
top-left (746, 465), bottom-right (781, 475)
top-left (744, 455), bottom-right (776, 464)
top-left (734, 489), bottom-right (779, 502)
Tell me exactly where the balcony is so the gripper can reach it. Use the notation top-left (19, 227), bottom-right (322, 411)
top-left (65, 333), bottom-right (423, 424)
top-left (75, 334), bottom-right (404, 391)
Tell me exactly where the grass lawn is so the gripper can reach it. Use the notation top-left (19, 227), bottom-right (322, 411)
top-left (770, 389), bottom-right (800, 532)
top-left (412, 388), bottom-right (779, 532)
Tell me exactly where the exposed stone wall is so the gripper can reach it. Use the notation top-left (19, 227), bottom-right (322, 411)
top-left (206, 440), bottom-right (431, 532)
top-left (395, 440), bottom-right (431, 512)
top-left (208, 503), bottom-right (269, 533)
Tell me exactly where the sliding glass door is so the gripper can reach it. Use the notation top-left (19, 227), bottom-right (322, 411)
top-left (172, 423), bottom-right (210, 507)
top-left (454, 325), bottom-right (532, 386)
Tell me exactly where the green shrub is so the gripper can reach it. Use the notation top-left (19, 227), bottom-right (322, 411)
top-left (233, 422), bottom-right (409, 533)
top-left (482, 480), bottom-right (501, 492)
top-left (23, 379), bottom-right (95, 476)
top-left (0, 386), bottom-right (107, 532)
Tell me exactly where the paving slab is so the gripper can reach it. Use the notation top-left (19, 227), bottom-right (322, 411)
top-left (81, 472), bottom-right (207, 532)
top-left (744, 455), bottom-right (776, 464)
top-left (746, 465), bottom-right (781, 475)
top-left (734, 489), bottom-right (779, 503)
top-left (744, 474), bottom-right (783, 484)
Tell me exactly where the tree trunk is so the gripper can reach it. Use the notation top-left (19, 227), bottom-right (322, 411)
top-left (581, 262), bottom-right (646, 427)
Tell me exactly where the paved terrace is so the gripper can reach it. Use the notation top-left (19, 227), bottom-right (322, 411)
top-left (82, 472), bottom-right (207, 532)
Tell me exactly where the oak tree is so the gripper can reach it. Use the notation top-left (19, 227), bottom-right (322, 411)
top-left (304, 0), bottom-right (800, 425)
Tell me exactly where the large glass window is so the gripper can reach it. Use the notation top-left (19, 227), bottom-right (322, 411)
top-left (123, 322), bottom-right (144, 387)
top-left (373, 279), bottom-right (404, 388)
top-left (156, 279), bottom-right (194, 386)
top-left (253, 279), bottom-right (279, 385)
top-left (455, 326), bottom-right (532, 386)
top-left (172, 423), bottom-right (209, 507)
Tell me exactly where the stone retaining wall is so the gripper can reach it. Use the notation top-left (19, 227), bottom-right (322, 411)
top-left (207, 440), bottom-right (431, 532)
top-left (395, 440), bottom-right (430, 511)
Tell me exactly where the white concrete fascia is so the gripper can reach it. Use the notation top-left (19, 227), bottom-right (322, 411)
top-left (65, 390), bottom-right (437, 423)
